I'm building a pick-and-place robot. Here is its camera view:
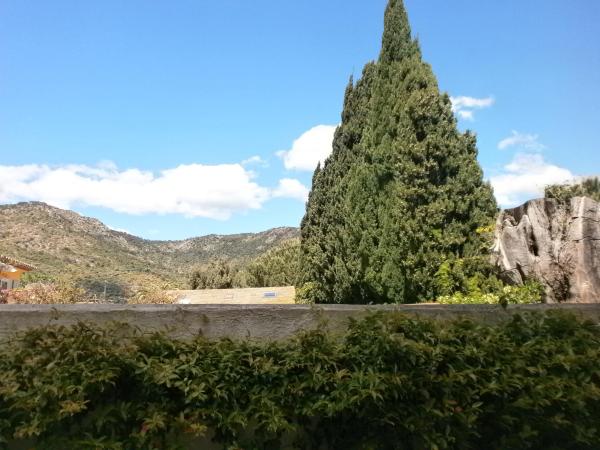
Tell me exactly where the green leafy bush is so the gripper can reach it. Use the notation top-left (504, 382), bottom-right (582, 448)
top-left (437, 281), bottom-right (545, 306)
top-left (295, 281), bottom-right (320, 304)
top-left (432, 256), bottom-right (505, 299)
top-left (0, 312), bottom-right (598, 449)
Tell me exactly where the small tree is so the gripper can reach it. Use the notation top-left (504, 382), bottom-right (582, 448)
top-left (190, 259), bottom-right (235, 290)
top-left (244, 239), bottom-right (300, 287)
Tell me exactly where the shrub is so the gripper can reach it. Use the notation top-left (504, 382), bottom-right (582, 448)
top-left (433, 256), bottom-right (504, 298)
top-left (437, 281), bottom-right (545, 306)
top-left (0, 312), bottom-right (598, 449)
top-left (19, 271), bottom-right (56, 286)
top-left (4, 281), bottom-right (86, 304)
top-left (295, 281), bottom-right (320, 304)
top-left (545, 177), bottom-right (600, 203)
top-left (189, 259), bottom-right (236, 290)
top-left (127, 287), bottom-right (181, 305)
top-left (244, 238), bottom-right (300, 288)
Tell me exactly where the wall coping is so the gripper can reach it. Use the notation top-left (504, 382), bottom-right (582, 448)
top-left (0, 303), bottom-right (598, 341)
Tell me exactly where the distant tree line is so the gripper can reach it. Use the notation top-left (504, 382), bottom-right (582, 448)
top-left (189, 239), bottom-right (300, 289)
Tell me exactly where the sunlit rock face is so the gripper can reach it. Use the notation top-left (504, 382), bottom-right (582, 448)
top-left (493, 197), bottom-right (600, 303)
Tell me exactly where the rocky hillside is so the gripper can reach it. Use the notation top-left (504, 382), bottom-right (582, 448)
top-left (0, 202), bottom-right (298, 300)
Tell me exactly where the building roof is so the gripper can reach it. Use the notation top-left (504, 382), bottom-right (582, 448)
top-left (0, 263), bottom-right (17, 273)
top-left (0, 255), bottom-right (36, 271)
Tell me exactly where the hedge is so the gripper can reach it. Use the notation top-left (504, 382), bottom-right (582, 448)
top-left (0, 312), bottom-right (599, 449)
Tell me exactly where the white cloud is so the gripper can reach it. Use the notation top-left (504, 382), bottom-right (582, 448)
top-left (278, 124), bottom-right (337, 171)
top-left (451, 96), bottom-right (495, 109)
top-left (457, 110), bottom-right (474, 120)
top-left (498, 131), bottom-right (546, 151)
top-left (450, 96), bottom-right (494, 121)
top-left (241, 155), bottom-right (267, 167)
top-left (0, 162), bottom-right (270, 220)
top-left (272, 178), bottom-right (309, 202)
top-left (490, 153), bottom-right (574, 207)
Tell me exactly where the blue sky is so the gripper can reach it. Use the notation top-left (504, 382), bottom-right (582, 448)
top-left (1, 0), bottom-right (598, 240)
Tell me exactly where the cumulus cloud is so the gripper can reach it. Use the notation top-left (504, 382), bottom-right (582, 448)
top-left (278, 124), bottom-right (337, 171)
top-left (272, 178), bottom-right (309, 202)
top-left (490, 153), bottom-right (574, 207)
top-left (0, 162), bottom-right (271, 220)
top-left (450, 96), bottom-right (494, 121)
top-left (498, 130), bottom-right (546, 151)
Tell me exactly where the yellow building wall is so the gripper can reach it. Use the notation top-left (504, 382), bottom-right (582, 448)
top-left (171, 286), bottom-right (296, 304)
top-left (0, 269), bottom-right (26, 281)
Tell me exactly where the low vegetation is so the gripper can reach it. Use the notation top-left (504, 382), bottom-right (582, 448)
top-left (0, 280), bottom-right (86, 304)
top-left (545, 177), bottom-right (600, 203)
top-left (126, 287), bottom-right (181, 305)
top-left (0, 312), bottom-right (598, 448)
top-left (436, 281), bottom-right (545, 306)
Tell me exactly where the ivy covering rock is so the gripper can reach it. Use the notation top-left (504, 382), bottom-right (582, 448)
top-left (0, 312), bottom-right (598, 449)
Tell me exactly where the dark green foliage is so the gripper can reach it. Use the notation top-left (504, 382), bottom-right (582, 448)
top-left (545, 177), bottom-right (600, 203)
top-left (244, 239), bottom-right (300, 288)
top-left (1, 312), bottom-right (599, 449)
top-left (189, 239), bottom-right (300, 289)
top-left (189, 259), bottom-right (235, 289)
top-left (299, 0), bottom-right (497, 304)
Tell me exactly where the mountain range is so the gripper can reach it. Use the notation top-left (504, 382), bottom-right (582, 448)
top-left (0, 202), bottom-right (298, 300)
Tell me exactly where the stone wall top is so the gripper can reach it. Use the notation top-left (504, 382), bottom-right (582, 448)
top-left (0, 303), bottom-right (598, 341)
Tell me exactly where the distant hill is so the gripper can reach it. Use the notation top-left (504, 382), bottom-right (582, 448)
top-left (0, 202), bottom-right (299, 300)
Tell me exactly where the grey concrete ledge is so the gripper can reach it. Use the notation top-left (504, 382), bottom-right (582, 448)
top-left (0, 303), bottom-right (598, 341)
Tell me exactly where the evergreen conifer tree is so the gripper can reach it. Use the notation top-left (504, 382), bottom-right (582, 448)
top-left (298, 0), bottom-right (497, 304)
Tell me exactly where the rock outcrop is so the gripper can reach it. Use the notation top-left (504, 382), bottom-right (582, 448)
top-left (493, 196), bottom-right (600, 303)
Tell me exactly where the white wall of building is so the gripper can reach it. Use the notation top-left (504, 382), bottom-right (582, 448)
top-left (0, 278), bottom-right (19, 290)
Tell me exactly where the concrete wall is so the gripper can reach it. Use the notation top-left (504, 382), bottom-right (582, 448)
top-left (0, 303), bottom-right (599, 342)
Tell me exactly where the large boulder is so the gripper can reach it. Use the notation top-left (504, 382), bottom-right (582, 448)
top-left (492, 196), bottom-right (600, 303)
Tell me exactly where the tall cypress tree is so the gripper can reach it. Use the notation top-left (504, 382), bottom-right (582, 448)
top-left (298, 0), bottom-right (497, 304)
